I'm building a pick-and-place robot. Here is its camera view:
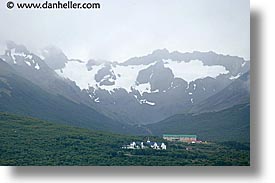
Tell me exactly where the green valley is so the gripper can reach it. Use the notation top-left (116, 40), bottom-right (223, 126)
top-left (0, 113), bottom-right (249, 166)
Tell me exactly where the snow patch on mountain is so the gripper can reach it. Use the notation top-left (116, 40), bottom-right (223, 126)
top-left (140, 99), bottom-right (156, 106)
top-left (56, 57), bottom-right (230, 98)
top-left (163, 59), bottom-right (229, 82)
top-left (10, 48), bottom-right (24, 61)
top-left (34, 63), bottom-right (40, 70)
top-left (229, 73), bottom-right (241, 80)
top-left (94, 97), bottom-right (100, 103)
top-left (56, 60), bottom-right (103, 89)
top-left (133, 95), bottom-right (156, 106)
top-left (8, 48), bottom-right (40, 68)
top-left (56, 60), bottom-right (156, 94)
top-left (98, 63), bottom-right (155, 93)
top-left (25, 61), bottom-right (31, 66)
top-left (134, 83), bottom-right (151, 94)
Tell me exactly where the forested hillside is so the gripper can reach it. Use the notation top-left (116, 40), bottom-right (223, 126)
top-left (0, 113), bottom-right (249, 166)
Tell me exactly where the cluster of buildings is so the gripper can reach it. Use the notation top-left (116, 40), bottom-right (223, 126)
top-left (122, 134), bottom-right (202, 150)
top-left (122, 139), bottom-right (167, 150)
top-left (163, 134), bottom-right (200, 143)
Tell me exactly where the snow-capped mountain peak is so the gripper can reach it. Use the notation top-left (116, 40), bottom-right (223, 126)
top-left (0, 41), bottom-right (43, 71)
top-left (55, 57), bottom-right (231, 97)
top-left (0, 44), bottom-right (250, 124)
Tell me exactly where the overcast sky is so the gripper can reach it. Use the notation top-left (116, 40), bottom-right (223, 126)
top-left (0, 0), bottom-right (250, 62)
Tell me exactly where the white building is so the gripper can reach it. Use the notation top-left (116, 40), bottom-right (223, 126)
top-left (161, 143), bottom-right (167, 150)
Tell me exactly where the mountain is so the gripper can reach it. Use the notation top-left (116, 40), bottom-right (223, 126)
top-left (0, 112), bottom-right (250, 166)
top-left (146, 103), bottom-right (250, 142)
top-left (55, 48), bottom-right (250, 124)
top-left (0, 41), bottom-right (94, 108)
top-left (40, 46), bottom-right (69, 70)
top-left (0, 42), bottom-right (250, 126)
top-left (0, 59), bottom-right (144, 134)
top-left (123, 49), bottom-right (249, 75)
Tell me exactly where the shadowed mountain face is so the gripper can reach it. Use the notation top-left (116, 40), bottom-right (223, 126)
top-left (190, 72), bottom-right (250, 114)
top-left (41, 46), bottom-right (69, 70)
top-left (0, 42), bottom-right (250, 125)
top-left (146, 103), bottom-right (250, 142)
top-left (0, 59), bottom-right (146, 135)
top-left (0, 42), bottom-right (93, 108)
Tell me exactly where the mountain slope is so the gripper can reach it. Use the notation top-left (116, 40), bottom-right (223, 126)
top-left (146, 103), bottom-right (250, 142)
top-left (190, 72), bottom-right (250, 114)
top-left (0, 59), bottom-right (143, 134)
top-left (0, 42), bottom-right (95, 109)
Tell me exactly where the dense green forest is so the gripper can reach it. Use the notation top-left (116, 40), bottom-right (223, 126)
top-left (0, 113), bottom-right (249, 166)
